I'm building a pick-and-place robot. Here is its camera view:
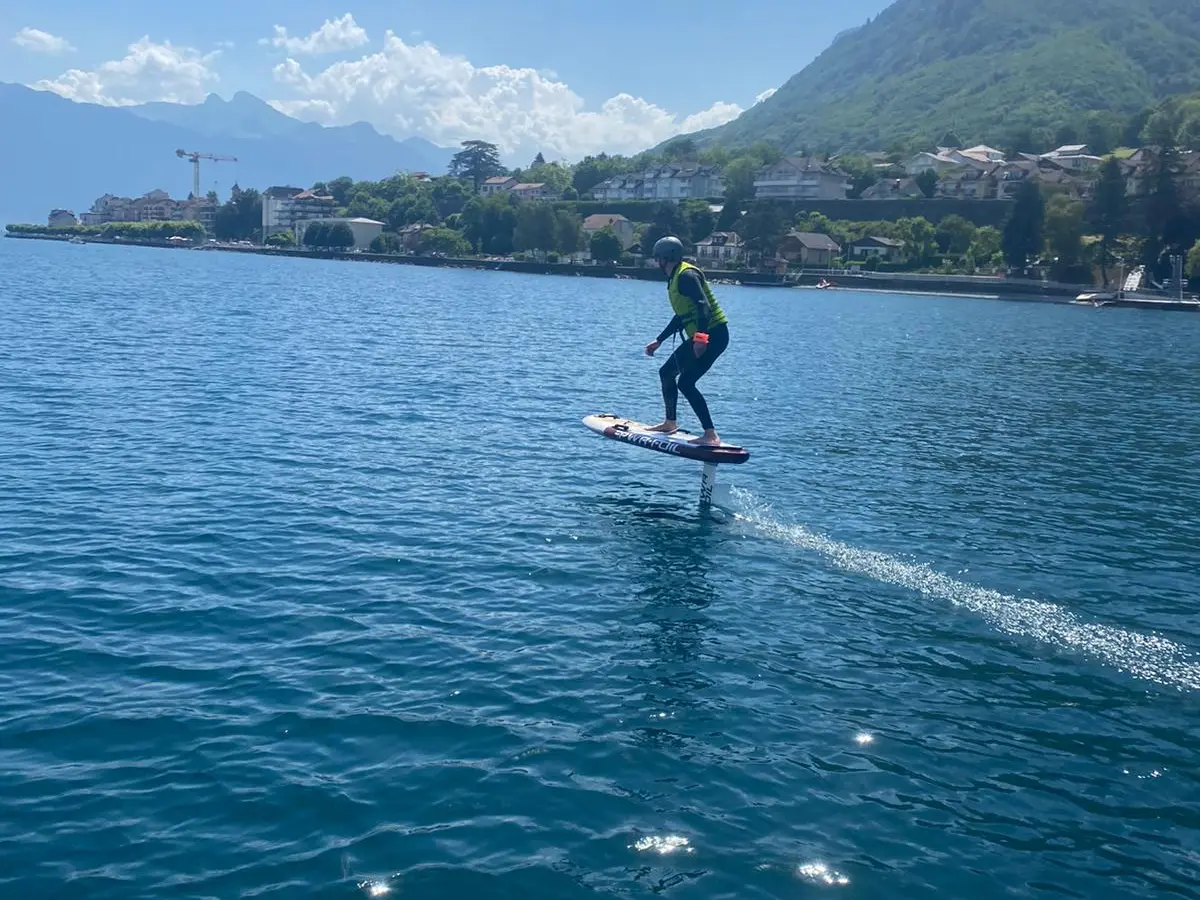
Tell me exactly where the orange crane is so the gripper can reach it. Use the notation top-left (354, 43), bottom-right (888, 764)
top-left (176, 149), bottom-right (238, 199)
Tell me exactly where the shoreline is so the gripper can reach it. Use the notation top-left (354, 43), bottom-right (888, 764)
top-left (9, 230), bottom-right (1200, 310)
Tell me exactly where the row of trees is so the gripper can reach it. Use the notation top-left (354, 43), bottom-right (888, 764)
top-left (998, 150), bottom-right (1200, 285)
top-left (257, 149), bottom-right (1200, 287)
top-left (301, 220), bottom-right (355, 249)
top-left (6, 220), bottom-right (207, 241)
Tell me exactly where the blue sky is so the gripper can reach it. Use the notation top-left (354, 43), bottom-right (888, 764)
top-left (2, 0), bottom-right (893, 160)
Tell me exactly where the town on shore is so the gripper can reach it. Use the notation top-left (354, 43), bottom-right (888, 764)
top-left (8, 135), bottom-right (1200, 304)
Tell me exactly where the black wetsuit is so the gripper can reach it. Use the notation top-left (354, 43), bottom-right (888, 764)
top-left (655, 266), bottom-right (729, 432)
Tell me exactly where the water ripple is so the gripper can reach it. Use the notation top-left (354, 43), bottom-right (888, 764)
top-left (1, 240), bottom-right (1199, 899)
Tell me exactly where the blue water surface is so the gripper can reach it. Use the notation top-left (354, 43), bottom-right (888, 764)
top-left (2, 237), bottom-right (1199, 899)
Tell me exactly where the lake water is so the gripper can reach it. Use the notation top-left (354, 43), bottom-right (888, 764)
top-left (2, 237), bottom-right (1199, 900)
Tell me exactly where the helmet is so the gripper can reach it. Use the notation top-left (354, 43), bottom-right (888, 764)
top-left (652, 235), bottom-right (684, 265)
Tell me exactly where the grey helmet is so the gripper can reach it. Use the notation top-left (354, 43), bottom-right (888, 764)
top-left (652, 235), bottom-right (684, 265)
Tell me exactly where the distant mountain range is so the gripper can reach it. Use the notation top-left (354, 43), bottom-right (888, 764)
top-left (678, 0), bottom-right (1200, 154)
top-left (0, 84), bottom-right (456, 223)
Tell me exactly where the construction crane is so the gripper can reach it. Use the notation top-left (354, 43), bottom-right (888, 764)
top-left (176, 149), bottom-right (238, 199)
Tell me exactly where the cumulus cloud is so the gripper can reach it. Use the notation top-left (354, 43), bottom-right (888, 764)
top-left (755, 87), bottom-right (778, 104)
top-left (261, 13), bottom-right (368, 55)
top-left (12, 27), bottom-right (74, 54)
top-left (267, 30), bottom-right (744, 160)
top-left (679, 101), bottom-right (745, 132)
top-left (33, 36), bottom-right (219, 106)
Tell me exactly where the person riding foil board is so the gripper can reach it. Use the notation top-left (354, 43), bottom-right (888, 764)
top-left (643, 235), bottom-right (730, 447)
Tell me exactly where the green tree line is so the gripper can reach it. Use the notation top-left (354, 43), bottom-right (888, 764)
top-left (6, 220), bottom-right (207, 241)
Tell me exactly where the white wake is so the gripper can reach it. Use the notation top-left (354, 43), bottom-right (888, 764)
top-left (725, 488), bottom-right (1200, 693)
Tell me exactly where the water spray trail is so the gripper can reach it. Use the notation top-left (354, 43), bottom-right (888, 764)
top-left (726, 488), bottom-right (1200, 692)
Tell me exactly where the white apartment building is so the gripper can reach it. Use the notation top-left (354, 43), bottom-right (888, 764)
top-left (262, 186), bottom-right (338, 239)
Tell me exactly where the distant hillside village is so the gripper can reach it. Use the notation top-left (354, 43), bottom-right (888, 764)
top-left (16, 135), bottom-right (1200, 286)
top-left (43, 141), bottom-right (1196, 228)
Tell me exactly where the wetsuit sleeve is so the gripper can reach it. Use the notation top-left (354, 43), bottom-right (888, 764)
top-left (656, 314), bottom-right (682, 343)
top-left (677, 269), bottom-right (712, 334)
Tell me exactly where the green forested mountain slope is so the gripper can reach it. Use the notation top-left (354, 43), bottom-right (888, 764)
top-left (685, 0), bottom-right (1200, 154)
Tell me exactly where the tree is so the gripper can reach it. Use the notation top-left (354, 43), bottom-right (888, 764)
top-left (737, 200), bottom-right (789, 262)
top-left (915, 168), bottom-right (938, 198)
top-left (1053, 122), bottom-right (1079, 148)
top-left (513, 203), bottom-right (558, 253)
top-left (212, 185), bottom-right (262, 242)
top-left (1002, 180), bottom-right (1045, 270)
top-left (715, 200), bottom-right (744, 233)
top-left (554, 209), bottom-right (584, 256)
top-left (432, 179), bottom-right (470, 218)
top-left (1004, 126), bottom-right (1038, 158)
top-left (518, 160), bottom-right (571, 195)
top-left (969, 226), bottom-right (1002, 268)
top-left (265, 231), bottom-right (296, 248)
top-left (419, 227), bottom-right (470, 256)
top-left (344, 190), bottom-right (390, 222)
top-left (370, 233), bottom-right (402, 254)
top-left (531, 152), bottom-right (545, 167)
top-left (1043, 194), bottom-right (1087, 282)
top-left (939, 131), bottom-right (963, 149)
top-left (303, 221), bottom-right (330, 247)
top-left (460, 192), bottom-right (520, 255)
top-left (721, 156), bottom-right (760, 205)
top-left (449, 140), bottom-right (506, 190)
top-left (327, 222), bottom-right (355, 249)
top-left (571, 153), bottom-right (629, 197)
top-left (1090, 157), bottom-right (1128, 286)
top-left (639, 202), bottom-right (687, 256)
top-left (590, 228), bottom-right (623, 264)
top-left (896, 216), bottom-right (937, 264)
top-left (836, 154), bottom-right (880, 199)
top-left (935, 214), bottom-right (976, 255)
top-left (662, 138), bottom-right (696, 161)
top-left (326, 176), bottom-right (354, 207)
top-left (1123, 106), bottom-right (1154, 149)
top-left (387, 193), bottom-right (439, 229)
top-left (1186, 239), bottom-right (1200, 287)
top-left (1141, 145), bottom-right (1188, 278)
top-left (680, 199), bottom-right (715, 244)
top-left (1083, 112), bottom-right (1123, 156)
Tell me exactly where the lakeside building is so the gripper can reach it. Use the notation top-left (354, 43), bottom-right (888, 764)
top-left (590, 165), bottom-right (725, 203)
top-left (262, 186), bottom-right (337, 239)
top-left (78, 190), bottom-right (218, 231)
top-left (581, 213), bottom-right (636, 249)
top-left (753, 157), bottom-right (852, 201)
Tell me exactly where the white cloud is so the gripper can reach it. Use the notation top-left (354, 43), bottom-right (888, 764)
top-left (12, 27), bottom-right (75, 54)
top-left (33, 36), bottom-right (219, 106)
top-left (680, 101), bottom-right (744, 132)
top-left (755, 87), bottom-right (778, 104)
top-left (267, 31), bottom-right (744, 160)
top-left (261, 13), bottom-right (368, 55)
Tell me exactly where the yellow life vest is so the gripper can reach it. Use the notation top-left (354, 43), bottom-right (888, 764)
top-left (667, 261), bottom-right (728, 337)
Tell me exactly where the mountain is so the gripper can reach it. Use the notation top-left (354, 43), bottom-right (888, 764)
top-left (681, 0), bottom-right (1200, 154)
top-left (129, 90), bottom-right (449, 170)
top-left (0, 84), bottom-right (456, 223)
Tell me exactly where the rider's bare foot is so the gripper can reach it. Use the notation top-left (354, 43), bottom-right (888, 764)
top-left (690, 429), bottom-right (721, 446)
top-left (646, 420), bottom-right (678, 434)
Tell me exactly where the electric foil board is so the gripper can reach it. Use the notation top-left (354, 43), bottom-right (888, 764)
top-left (582, 414), bottom-right (750, 465)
